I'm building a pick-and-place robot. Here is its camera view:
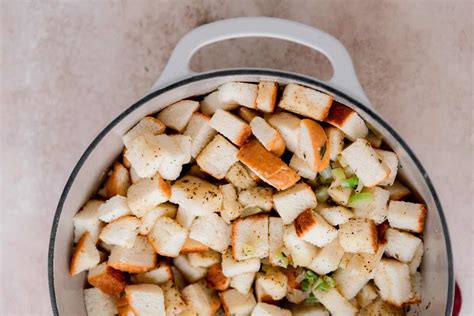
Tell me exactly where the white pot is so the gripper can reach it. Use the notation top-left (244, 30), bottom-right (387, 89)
top-left (48, 17), bottom-right (454, 315)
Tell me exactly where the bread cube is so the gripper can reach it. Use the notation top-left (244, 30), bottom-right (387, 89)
top-left (359, 298), bottom-right (404, 315)
top-left (125, 284), bottom-right (165, 315)
top-left (189, 213), bottom-right (231, 253)
top-left (230, 272), bottom-right (256, 294)
top-left (273, 182), bottom-right (317, 224)
top-left (283, 224), bottom-right (318, 267)
top-left (148, 217), bottom-right (188, 257)
top-left (267, 112), bottom-right (301, 153)
top-left (99, 195), bottom-right (132, 223)
top-left (325, 101), bottom-right (368, 140)
top-left (219, 288), bottom-right (256, 316)
top-left (157, 100), bottom-right (199, 132)
top-left (232, 214), bottom-right (269, 260)
top-left (408, 242), bottom-right (424, 274)
top-left (352, 187), bottom-right (390, 224)
top-left (180, 238), bottom-right (209, 254)
top-left (356, 283), bottom-right (378, 308)
top-left (175, 206), bottom-right (196, 229)
top-left (99, 216), bottom-right (140, 248)
top-left (250, 116), bottom-right (285, 156)
top-left (173, 254), bottom-right (207, 283)
top-left (153, 134), bottom-right (192, 180)
top-left (291, 304), bottom-right (330, 316)
top-left (278, 83), bottom-right (333, 120)
top-left (182, 281), bottom-right (221, 316)
top-left (183, 112), bottom-right (217, 158)
top-left (251, 302), bottom-right (291, 316)
top-left (295, 209), bottom-right (338, 247)
top-left (221, 249), bottom-right (260, 277)
top-left (210, 109), bottom-right (252, 146)
top-left (124, 134), bottom-right (161, 178)
top-left (87, 262), bottom-right (126, 296)
top-left (218, 82), bottom-right (258, 109)
top-left (388, 201), bottom-right (426, 233)
top-left (339, 218), bottom-right (378, 254)
top-left (384, 180), bottom-right (411, 201)
top-left (318, 205), bottom-right (353, 226)
top-left (104, 162), bottom-right (131, 198)
top-left (186, 249), bottom-right (220, 269)
top-left (325, 126), bottom-right (345, 161)
top-left (307, 237), bottom-right (345, 275)
top-left (138, 202), bottom-right (177, 235)
top-left (297, 119), bottom-right (330, 172)
top-left (196, 134), bottom-right (238, 179)
top-left (289, 154), bottom-right (317, 179)
top-left (238, 107), bottom-right (258, 123)
top-left (255, 269), bottom-right (288, 301)
top-left (219, 184), bottom-right (243, 223)
top-left (127, 176), bottom-right (171, 218)
top-left (84, 287), bottom-right (118, 316)
top-left (207, 263), bottom-right (230, 291)
top-left (384, 228), bottom-right (422, 263)
top-left (313, 288), bottom-right (358, 316)
top-left (327, 182), bottom-right (352, 206)
top-left (130, 260), bottom-right (173, 285)
top-left (268, 217), bottom-right (288, 268)
top-left (201, 90), bottom-right (239, 116)
top-left (129, 166), bottom-right (141, 184)
top-left (108, 235), bottom-right (156, 273)
top-left (122, 116), bottom-right (166, 149)
top-left (375, 149), bottom-right (398, 186)
top-left (374, 258), bottom-right (413, 307)
top-left (225, 162), bottom-right (258, 190)
top-left (70, 231), bottom-right (100, 275)
top-left (256, 81), bottom-right (278, 113)
top-left (161, 281), bottom-right (188, 316)
top-left (238, 186), bottom-right (273, 212)
top-left (73, 200), bottom-right (104, 243)
top-left (407, 271), bottom-right (422, 304)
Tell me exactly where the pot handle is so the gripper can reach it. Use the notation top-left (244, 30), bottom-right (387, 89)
top-left (151, 17), bottom-right (371, 106)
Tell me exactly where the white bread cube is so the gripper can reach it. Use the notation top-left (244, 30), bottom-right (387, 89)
top-left (318, 205), bottom-right (353, 226)
top-left (221, 249), bottom-right (260, 277)
top-left (251, 302), bottom-right (291, 316)
top-left (182, 281), bottom-right (221, 316)
top-left (268, 217), bottom-right (287, 268)
top-left (407, 271), bottom-right (422, 304)
top-left (88, 262), bottom-right (126, 296)
top-left (408, 242), bottom-right (424, 274)
top-left (341, 139), bottom-right (390, 187)
top-left (84, 287), bottom-right (118, 316)
top-left (138, 202), bottom-right (177, 235)
top-left (307, 237), bottom-right (345, 275)
top-left (287, 289), bottom-right (306, 305)
top-left (206, 263), bottom-right (230, 291)
top-left (131, 260), bottom-right (173, 285)
top-left (157, 100), bottom-right (199, 132)
top-left (184, 112), bottom-right (217, 158)
top-left (189, 213), bottom-right (231, 253)
top-left (267, 112), bottom-right (301, 153)
top-left (188, 249), bottom-right (221, 268)
top-left (273, 182), bottom-right (317, 224)
top-left (130, 166), bottom-right (142, 184)
top-left (124, 134), bottom-right (161, 178)
top-left (294, 209), bottom-right (338, 247)
top-left (291, 304), bottom-right (329, 316)
top-left (356, 283), bottom-right (378, 308)
top-left (99, 216), bottom-right (140, 248)
top-left (384, 180), bottom-right (411, 201)
top-left (153, 134), bottom-right (192, 180)
top-left (180, 238), bottom-right (209, 254)
top-left (127, 176), bottom-right (171, 218)
top-left (325, 126), bottom-right (345, 161)
top-left (218, 82), bottom-right (258, 109)
top-left (148, 217), bottom-right (188, 257)
top-left (225, 162), bottom-right (258, 190)
top-left (73, 200), bottom-right (104, 243)
top-left (173, 254), bottom-right (207, 283)
top-left (352, 187), bottom-right (390, 224)
top-left (99, 195), bottom-right (132, 223)
top-left (327, 182), bottom-right (352, 206)
top-left (219, 184), bottom-right (243, 223)
top-left (238, 186), bottom-right (273, 212)
top-left (210, 109), bottom-right (252, 146)
top-left (375, 149), bottom-right (398, 186)
top-left (122, 116), bottom-right (165, 149)
top-left (161, 281), bottom-right (188, 316)
top-left (339, 218), bottom-right (378, 254)
top-left (232, 214), bottom-right (269, 260)
top-left (108, 235), bottom-right (156, 273)
top-left (201, 90), bottom-right (239, 116)
top-left (289, 154), bottom-right (317, 179)
top-left (388, 201), bottom-right (426, 233)
top-left (170, 176), bottom-right (223, 216)
top-left (125, 284), bottom-right (165, 315)
top-left (374, 258), bottom-right (413, 307)
top-left (196, 134), bottom-right (238, 179)
top-left (325, 101), bottom-right (368, 141)
top-left (104, 161), bottom-right (131, 198)
top-left (385, 228), bottom-right (422, 263)
top-left (176, 206), bottom-right (196, 229)
top-left (169, 134), bottom-right (192, 164)
top-left (230, 272), bottom-right (256, 294)
top-left (313, 288), bottom-right (358, 316)
top-left (255, 269), bottom-right (288, 301)
top-left (256, 81), bottom-right (278, 113)
top-left (238, 107), bottom-right (258, 123)
top-left (278, 83), bottom-right (333, 121)
top-left (170, 266), bottom-right (186, 291)
top-left (283, 224), bottom-right (318, 267)
top-left (359, 298), bottom-right (404, 315)
top-left (297, 119), bottom-right (330, 172)
top-left (250, 116), bottom-right (285, 156)
top-left (219, 288), bottom-right (256, 315)
top-left (70, 232), bottom-right (100, 275)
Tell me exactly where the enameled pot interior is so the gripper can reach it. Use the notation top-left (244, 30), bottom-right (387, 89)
top-left (49, 69), bottom-right (454, 315)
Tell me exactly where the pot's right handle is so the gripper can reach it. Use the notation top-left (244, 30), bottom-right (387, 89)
top-left (151, 17), bottom-right (371, 107)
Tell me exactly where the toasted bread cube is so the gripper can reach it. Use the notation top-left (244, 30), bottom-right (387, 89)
top-left (297, 119), bottom-right (331, 172)
top-left (153, 134), bottom-right (192, 180)
top-left (238, 186), bottom-right (274, 212)
top-left (108, 235), bottom-right (156, 273)
top-left (225, 162), bottom-right (258, 190)
top-left (282, 267), bottom-right (305, 304)
top-left (313, 288), bottom-right (358, 316)
top-left (384, 181), bottom-right (411, 201)
top-left (327, 182), bottom-right (352, 206)
top-left (127, 176), bottom-right (171, 218)
top-left (278, 83), bottom-right (332, 120)
top-left (161, 281), bottom-right (188, 316)
top-left (291, 304), bottom-right (329, 316)
top-left (388, 201), bottom-right (426, 233)
top-left (256, 81), bottom-right (278, 113)
top-left (255, 269), bottom-right (288, 301)
top-left (359, 298), bottom-right (404, 315)
top-left (341, 139), bottom-right (390, 187)
top-left (250, 117), bottom-right (285, 156)
top-left (218, 82), bottom-right (258, 109)
top-left (286, 288), bottom-right (306, 304)
top-left (374, 150), bottom-right (398, 186)
top-left (220, 184), bottom-right (243, 223)
top-left (220, 288), bottom-right (256, 315)
top-left (129, 167), bottom-right (142, 184)
top-left (207, 263), bottom-right (230, 291)
top-left (131, 260), bottom-right (173, 285)
top-left (221, 249), bottom-right (260, 277)
top-left (173, 254), bottom-right (207, 283)
top-left (232, 214), bottom-right (269, 260)
top-left (238, 107), bottom-right (259, 123)
top-left (356, 283), bottom-right (378, 308)
top-left (295, 209), bottom-right (338, 247)
top-left (122, 147), bottom-right (132, 168)
top-left (157, 100), bottom-right (199, 132)
top-left (99, 195), bottom-right (132, 223)
top-left (352, 187), bottom-right (390, 224)
top-left (170, 176), bottom-right (223, 216)
top-left (273, 182), bottom-right (317, 224)
top-left (384, 228), bottom-right (422, 263)
top-left (283, 224), bottom-right (318, 267)
top-left (307, 237), bottom-right (345, 275)
top-left (125, 284), bottom-right (165, 315)
top-left (325, 126), bottom-right (345, 161)
top-left (182, 281), bottom-right (221, 316)
top-left (148, 217), bottom-right (188, 257)
top-left (138, 202), bottom-right (177, 235)
top-left (267, 112), bottom-right (301, 153)
top-left (408, 242), bottom-right (424, 274)
top-left (100, 216), bottom-right (140, 248)
top-left (237, 140), bottom-right (300, 190)
top-left (289, 154), bottom-right (317, 179)
top-left (180, 238), bottom-right (209, 254)
top-left (407, 271), bottom-right (422, 304)
top-left (251, 302), bottom-right (291, 316)
top-left (374, 259), bottom-right (412, 307)
top-left (196, 134), bottom-right (238, 179)
top-left (268, 217), bottom-right (288, 268)
top-left (176, 206), bottom-right (196, 229)
top-left (124, 134), bottom-right (161, 178)
top-left (70, 232), bottom-right (100, 275)
top-left (201, 90), bottom-right (239, 116)
top-left (105, 162), bottom-right (131, 198)
top-left (117, 304), bottom-right (135, 316)
top-left (325, 101), bottom-right (368, 141)
top-left (84, 287), bottom-right (118, 316)
top-left (183, 112), bottom-right (217, 158)
top-left (190, 213), bottom-right (231, 253)
top-left (230, 272), bottom-right (256, 294)
top-left (87, 262), bottom-right (126, 296)
top-left (210, 109), bottom-right (252, 146)
top-left (318, 205), bottom-right (353, 226)
top-left (73, 200), bottom-right (104, 243)
top-left (339, 218), bottom-right (378, 254)
top-left (188, 249), bottom-right (221, 268)
top-left (122, 117), bottom-right (166, 149)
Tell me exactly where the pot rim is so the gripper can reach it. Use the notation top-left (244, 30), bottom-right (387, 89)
top-left (48, 68), bottom-right (454, 315)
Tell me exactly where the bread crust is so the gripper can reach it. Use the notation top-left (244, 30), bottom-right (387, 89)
top-left (238, 107), bottom-right (258, 123)
top-left (88, 265), bottom-right (127, 296)
top-left (325, 101), bottom-right (354, 126)
top-left (256, 81), bottom-right (278, 113)
top-left (294, 209), bottom-right (316, 237)
top-left (70, 231), bottom-right (90, 275)
top-left (207, 263), bottom-right (230, 291)
top-left (299, 119), bottom-right (330, 172)
top-left (180, 238), bottom-right (209, 254)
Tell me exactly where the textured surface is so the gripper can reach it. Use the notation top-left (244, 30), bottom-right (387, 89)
top-left (0, 0), bottom-right (472, 315)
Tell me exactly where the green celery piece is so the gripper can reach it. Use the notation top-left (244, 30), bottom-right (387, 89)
top-left (315, 186), bottom-right (329, 202)
top-left (341, 175), bottom-right (359, 189)
top-left (306, 292), bottom-right (318, 303)
top-left (331, 167), bottom-right (346, 183)
top-left (300, 279), bottom-right (311, 291)
top-left (348, 192), bottom-right (373, 208)
top-left (304, 270), bottom-right (318, 282)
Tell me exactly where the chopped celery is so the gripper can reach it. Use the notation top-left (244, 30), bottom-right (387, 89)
top-left (261, 264), bottom-right (271, 273)
top-left (348, 192), bottom-right (373, 208)
top-left (341, 175), bottom-right (359, 189)
top-left (315, 186), bottom-right (330, 202)
top-left (306, 292), bottom-right (318, 303)
top-left (240, 205), bottom-right (262, 217)
top-left (331, 167), bottom-right (346, 183)
top-left (316, 275), bottom-right (335, 291)
top-left (300, 279), bottom-right (311, 291)
top-left (241, 244), bottom-right (255, 256)
top-left (304, 270), bottom-right (318, 282)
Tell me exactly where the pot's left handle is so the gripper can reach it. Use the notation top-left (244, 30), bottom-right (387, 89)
top-left (150, 17), bottom-right (371, 107)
